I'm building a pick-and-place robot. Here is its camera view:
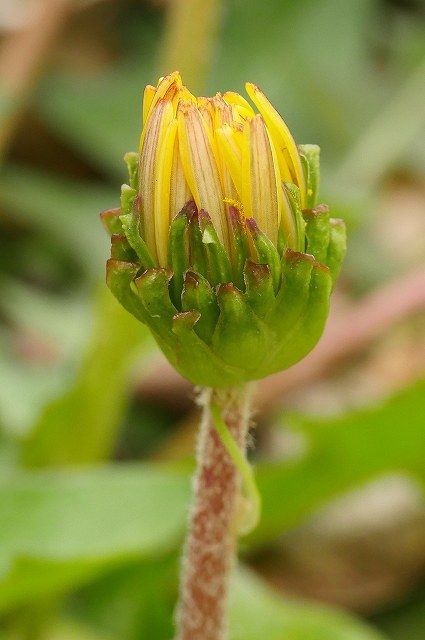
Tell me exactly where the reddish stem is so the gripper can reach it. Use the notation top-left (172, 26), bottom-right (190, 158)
top-left (176, 386), bottom-right (251, 640)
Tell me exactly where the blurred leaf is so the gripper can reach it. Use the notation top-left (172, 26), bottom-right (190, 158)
top-left (43, 620), bottom-right (113, 640)
top-left (229, 566), bottom-right (389, 640)
top-left (333, 56), bottom-right (425, 195)
top-left (36, 66), bottom-right (148, 180)
top-left (22, 288), bottom-right (152, 466)
top-left (34, 6), bottom-right (161, 179)
top-left (250, 378), bottom-right (425, 545)
top-left (210, 0), bottom-right (382, 155)
top-left (0, 557), bottom-right (110, 619)
top-left (0, 347), bottom-right (68, 439)
top-left (1, 280), bottom-right (92, 360)
top-left (2, 612), bottom-right (115, 640)
top-left (67, 555), bottom-right (178, 640)
top-left (0, 464), bottom-right (190, 613)
top-left (0, 164), bottom-right (115, 281)
top-left (371, 584), bottom-right (425, 640)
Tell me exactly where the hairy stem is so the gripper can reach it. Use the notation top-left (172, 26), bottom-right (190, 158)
top-left (176, 385), bottom-right (253, 640)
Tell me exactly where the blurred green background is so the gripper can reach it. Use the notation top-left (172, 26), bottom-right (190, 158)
top-left (1, 0), bottom-right (425, 638)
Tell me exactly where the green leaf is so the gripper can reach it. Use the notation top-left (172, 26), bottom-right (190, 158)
top-left (229, 567), bottom-right (389, 640)
top-left (371, 584), bottom-right (425, 640)
top-left (0, 164), bottom-right (116, 281)
top-left (66, 555), bottom-right (178, 640)
top-left (250, 378), bottom-right (425, 545)
top-left (0, 465), bottom-right (190, 613)
top-left (36, 63), bottom-right (154, 179)
top-left (22, 288), bottom-right (151, 467)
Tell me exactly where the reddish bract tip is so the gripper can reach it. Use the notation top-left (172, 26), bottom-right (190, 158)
top-left (217, 282), bottom-right (238, 296)
top-left (184, 271), bottom-right (200, 288)
top-left (244, 260), bottom-right (271, 283)
top-left (177, 200), bottom-right (197, 221)
top-left (244, 217), bottom-right (259, 234)
top-left (302, 204), bottom-right (329, 218)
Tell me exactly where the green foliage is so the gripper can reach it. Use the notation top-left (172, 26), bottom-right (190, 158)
top-left (252, 378), bottom-right (425, 545)
top-left (22, 290), bottom-right (151, 467)
top-left (229, 568), bottom-right (388, 640)
top-left (0, 466), bottom-right (189, 613)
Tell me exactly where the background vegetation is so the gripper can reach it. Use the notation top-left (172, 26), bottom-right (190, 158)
top-left (0, 0), bottom-right (425, 638)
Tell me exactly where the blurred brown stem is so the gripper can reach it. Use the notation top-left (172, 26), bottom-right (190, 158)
top-left (0, 0), bottom-right (74, 160)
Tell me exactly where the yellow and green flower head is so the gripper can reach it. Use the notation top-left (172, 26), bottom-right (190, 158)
top-left (101, 72), bottom-right (346, 387)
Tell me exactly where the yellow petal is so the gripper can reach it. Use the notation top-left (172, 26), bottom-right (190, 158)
top-left (139, 72), bottom-right (181, 151)
top-left (177, 100), bottom-right (228, 249)
top-left (198, 98), bottom-right (215, 132)
top-left (216, 123), bottom-right (243, 197)
top-left (139, 99), bottom-right (174, 260)
top-left (170, 136), bottom-right (192, 220)
top-left (280, 185), bottom-right (298, 250)
top-left (150, 73), bottom-right (181, 119)
top-left (242, 115), bottom-right (280, 246)
top-left (212, 94), bottom-right (233, 130)
top-left (211, 96), bottom-right (235, 196)
top-left (245, 82), bottom-right (306, 206)
top-left (156, 70), bottom-right (182, 94)
top-left (212, 99), bottom-right (238, 244)
top-left (154, 119), bottom-right (179, 266)
top-left (223, 91), bottom-right (255, 117)
top-left (232, 105), bottom-right (253, 124)
top-left (173, 86), bottom-right (197, 113)
top-left (142, 85), bottom-right (156, 128)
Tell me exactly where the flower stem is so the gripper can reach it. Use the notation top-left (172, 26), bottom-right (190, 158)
top-left (176, 385), bottom-right (253, 640)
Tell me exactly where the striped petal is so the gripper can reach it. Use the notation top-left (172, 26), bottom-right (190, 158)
top-left (154, 119), bottom-right (179, 266)
top-left (216, 123), bottom-right (243, 197)
top-left (142, 85), bottom-right (156, 127)
top-left (139, 72), bottom-right (181, 151)
top-left (245, 82), bottom-right (306, 206)
top-left (223, 91), bottom-right (255, 119)
top-left (177, 100), bottom-right (228, 250)
top-left (241, 115), bottom-right (280, 247)
top-left (139, 99), bottom-right (174, 260)
top-left (170, 136), bottom-right (192, 222)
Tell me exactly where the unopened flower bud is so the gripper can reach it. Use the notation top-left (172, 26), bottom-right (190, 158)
top-left (101, 72), bottom-right (346, 387)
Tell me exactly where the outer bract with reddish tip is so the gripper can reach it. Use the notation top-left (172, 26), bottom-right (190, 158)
top-left (100, 73), bottom-right (346, 387)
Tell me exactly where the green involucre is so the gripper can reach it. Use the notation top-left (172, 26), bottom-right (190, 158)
top-left (101, 151), bottom-right (346, 387)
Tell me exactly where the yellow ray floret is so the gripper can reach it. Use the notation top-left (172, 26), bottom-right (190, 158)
top-left (137, 73), bottom-right (308, 263)
top-left (245, 82), bottom-right (306, 207)
top-left (241, 115), bottom-right (280, 247)
top-left (154, 118), bottom-right (178, 267)
top-left (212, 95), bottom-right (233, 130)
top-left (177, 100), bottom-right (228, 250)
top-left (139, 99), bottom-right (174, 260)
top-left (142, 85), bottom-right (156, 127)
top-left (169, 136), bottom-right (192, 224)
top-left (139, 71), bottom-right (181, 151)
top-left (216, 123), bottom-right (243, 199)
top-left (223, 91), bottom-right (255, 118)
